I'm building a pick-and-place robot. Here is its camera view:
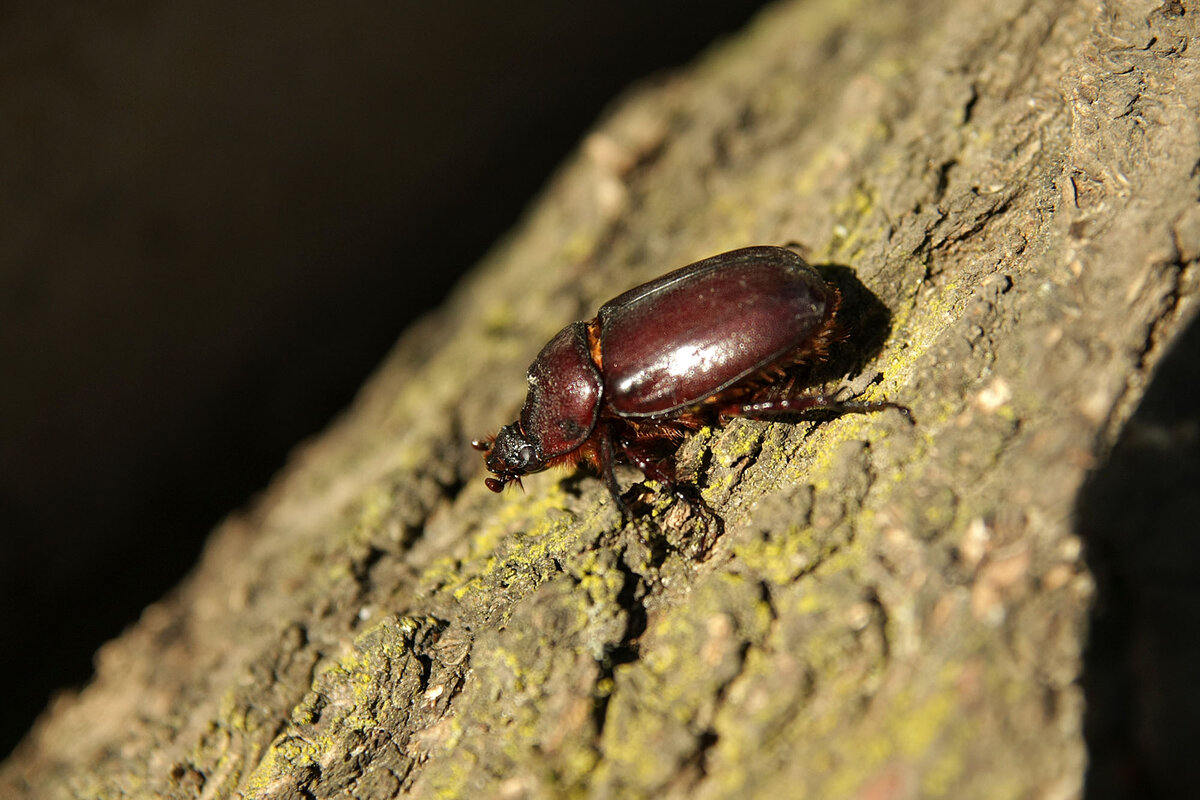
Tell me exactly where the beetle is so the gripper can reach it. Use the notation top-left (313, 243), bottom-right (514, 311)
top-left (472, 245), bottom-right (908, 512)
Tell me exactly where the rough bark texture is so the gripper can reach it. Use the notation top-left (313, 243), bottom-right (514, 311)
top-left (4, 0), bottom-right (1198, 797)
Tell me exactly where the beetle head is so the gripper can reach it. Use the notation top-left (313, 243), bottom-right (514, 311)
top-left (476, 423), bottom-right (546, 492)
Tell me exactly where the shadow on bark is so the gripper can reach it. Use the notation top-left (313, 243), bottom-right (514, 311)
top-left (812, 263), bottom-right (895, 388)
top-left (1079, 311), bottom-right (1200, 800)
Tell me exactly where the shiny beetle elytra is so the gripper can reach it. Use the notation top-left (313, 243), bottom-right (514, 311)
top-left (472, 246), bottom-right (908, 511)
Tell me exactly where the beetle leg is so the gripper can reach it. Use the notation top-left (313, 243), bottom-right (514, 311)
top-left (616, 439), bottom-right (678, 486)
top-left (614, 435), bottom-right (720, 523)
top-left (728, 392), bottom-right (913, 423)
top-left (598, 428), bottom-right (630, 519)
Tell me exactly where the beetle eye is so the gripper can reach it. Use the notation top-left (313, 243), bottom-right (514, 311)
top-left (516, 444), bottom-right (535, 468)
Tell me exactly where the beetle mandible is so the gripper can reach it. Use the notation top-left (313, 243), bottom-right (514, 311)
top-left (472, 246), bottom-right (908, 512)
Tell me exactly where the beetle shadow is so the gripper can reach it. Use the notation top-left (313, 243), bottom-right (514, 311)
top-left (804, 264), bottom-right (895, 391)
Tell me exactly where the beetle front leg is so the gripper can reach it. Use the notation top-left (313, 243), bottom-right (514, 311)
top-left (597, 428), bottom-right (631, 520)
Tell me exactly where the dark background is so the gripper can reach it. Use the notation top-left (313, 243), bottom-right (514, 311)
top-left (0, 2), bottom-right (769, 758)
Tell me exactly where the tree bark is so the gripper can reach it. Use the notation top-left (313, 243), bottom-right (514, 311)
top-left (4, 0), bottom-right (1198, 797)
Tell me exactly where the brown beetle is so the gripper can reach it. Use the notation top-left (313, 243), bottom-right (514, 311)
top-left (473, 246), bottom-right (907, 510)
